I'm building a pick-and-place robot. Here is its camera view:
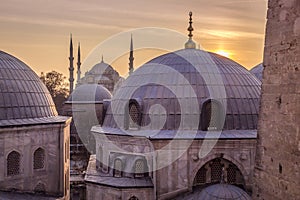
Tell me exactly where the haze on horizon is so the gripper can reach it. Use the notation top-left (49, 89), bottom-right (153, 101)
top-left (0, 0), bottom-right (268, 77)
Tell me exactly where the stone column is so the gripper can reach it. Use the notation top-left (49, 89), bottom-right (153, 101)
top-left (253, 0), bottom-right (300, 199)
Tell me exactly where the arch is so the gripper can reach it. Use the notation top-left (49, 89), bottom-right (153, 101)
top-left (200, 99), bottom-right (224, 131)
top-left (134, 159), bottom-right (146, 178)
top-left (191, 154), bottom-right (248, 189)
top-left (128, 196), bottom-right (139, 200)
top-left (113, 158), bottom-right (123, 177)
top-left (125, 99), bottom-right (142, 130)
top-left (192, 157), bottom-right (245, 189)
top-left (34, 182), bottom-right (46, 193)
top-left (33, 147), bottom-right (45, 170)
top-left (7, 151), bottom-right (21, 176)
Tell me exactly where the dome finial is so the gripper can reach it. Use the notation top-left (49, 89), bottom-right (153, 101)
top-left (185, 11), bottom-right (196, 49)
top-left (188, 11), bottom-right (194, 38)
top-left (101, 54), bottom-right (104, 63)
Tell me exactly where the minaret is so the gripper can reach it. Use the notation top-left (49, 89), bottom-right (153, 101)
top-left (128, 34), bottom-right (134, 75)
top-left (76, 42), bottom-right (81, 85)
top-left (69, 34), bottom-right (74, 93)
top-left (185, 12), bottom-right (196, 49)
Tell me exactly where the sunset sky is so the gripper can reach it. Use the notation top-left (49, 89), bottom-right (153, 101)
top-left (0, 0), bottom-right (268, 77)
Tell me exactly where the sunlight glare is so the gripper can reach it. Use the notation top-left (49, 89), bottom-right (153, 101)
top-left (215, 50), bottom-right (230, 58)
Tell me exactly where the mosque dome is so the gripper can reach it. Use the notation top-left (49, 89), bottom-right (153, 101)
top-left (66, 84), bottom-right (112, 103)
top-left (103, 48), bottom-right (261, 131)
top-left (250, 63), bottom-right (263, 81)
top-left (196, 184), bottom-right (251, 200)
top-left (0, 50), bottom-right (57, 121)
top-left (87, 59), bottom-right (118, 77)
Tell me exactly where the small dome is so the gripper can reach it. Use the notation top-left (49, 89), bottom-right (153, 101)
top-left (197, 184), bottom-right (251, 200)
top-left (103, 48), bottom-right (261, 130)
top-left (250, 63), bottom-right (263, 81)
top-left (0, 51), bottom-right (57, 120)
top-left (67, 84), bottom-right (112, 103)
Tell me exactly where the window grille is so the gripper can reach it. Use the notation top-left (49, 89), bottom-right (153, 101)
top-left (135, 160), bottom-right (145, 177)
top-left (211, 159), bottom-right (223, 183)
top-left (193, 167), bottom-right (207, 185)
top-left (34, 148), bottom-right (45, 170)
top-left (129, 103), bottom-right (140, 129)
top-left (227, 164), bottom-right (237, 183)
top-left (7, 151), bottom-right (21, 176)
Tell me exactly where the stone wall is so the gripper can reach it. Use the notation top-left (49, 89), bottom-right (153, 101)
top-left (154, 139), bottom-right (256, 199)
top-left (86, 183), bottom-right (154, 200)
top-left (253, 0), bottom-right (300, 199)
top-left (0, 122), bottom-right (70, 199)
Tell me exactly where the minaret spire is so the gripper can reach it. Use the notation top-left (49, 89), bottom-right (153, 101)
top-left (69, 34), bottom-right (74, 93)
top-left (185, 11), bottom-right (196, 49)
top-left (128, 34), bottom-right (134, 75)
top-left (76, 42), bottom-right (81, 85)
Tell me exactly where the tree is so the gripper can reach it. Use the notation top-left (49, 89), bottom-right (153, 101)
top-left (40, 71), bottom-right (69, 114)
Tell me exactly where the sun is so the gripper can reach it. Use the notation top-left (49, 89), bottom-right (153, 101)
top-left (215, 50), bottom-right (230, 58)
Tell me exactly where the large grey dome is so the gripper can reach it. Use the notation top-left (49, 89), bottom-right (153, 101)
top-left (0, 51), bottom-right (57, 121)
top-left (103, 48), bottom-right (261, 131)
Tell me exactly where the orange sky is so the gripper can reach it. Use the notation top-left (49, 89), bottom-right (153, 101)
top-left (0, 0), bottom-right (268, 77)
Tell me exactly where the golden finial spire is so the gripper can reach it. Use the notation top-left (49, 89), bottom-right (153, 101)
top-left (185, 11), bottom-right (196, 49)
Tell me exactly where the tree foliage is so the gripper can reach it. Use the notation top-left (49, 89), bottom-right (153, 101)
top-left (40, 71), bottom-right (69, 114)
top-left (40, 71), bottom-right (69, 98)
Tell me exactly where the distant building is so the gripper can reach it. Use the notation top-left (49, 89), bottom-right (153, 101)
top-left (84, 13), bottom-right (260, 199)
top-left (250, 63), bottom-right (263, 82)
top-left (0, 51), bottom-right (71, 199)
top-left (76, 58), bottom-right (121, 93)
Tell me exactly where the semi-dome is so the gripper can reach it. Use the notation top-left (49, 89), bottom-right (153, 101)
top-left (183, 184), bottom-right (251, 200)
top-left (0, 50), bottom-right (57, 122)
top-left (103, 48), bottom-right (261, 131)
top-left (66, 84), bottom-right (112, 103)
top-left (250, 63), bottom-right (263, 81)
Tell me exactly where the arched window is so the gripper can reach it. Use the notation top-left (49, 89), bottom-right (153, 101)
top-left (134, 159), bottom-right (146, 178)
top-left (201, 100), bottom-right (223, 131)
top-left (193, 158), bottom-right (245, 188)
top-left (129, 196), bottom-right (139, 200)
top-left (34, 148), bottom-right (45, 170)
top-left (128, 102), bottom-right (140, 129)
top-left (113, 159), bottom-right (123, 177)
top-left (210, 158), bottom-right (223, 183)
top-left (7, 151), bottom-right (21, 176)
top-left (34, 182), bottom-right (46, 193)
